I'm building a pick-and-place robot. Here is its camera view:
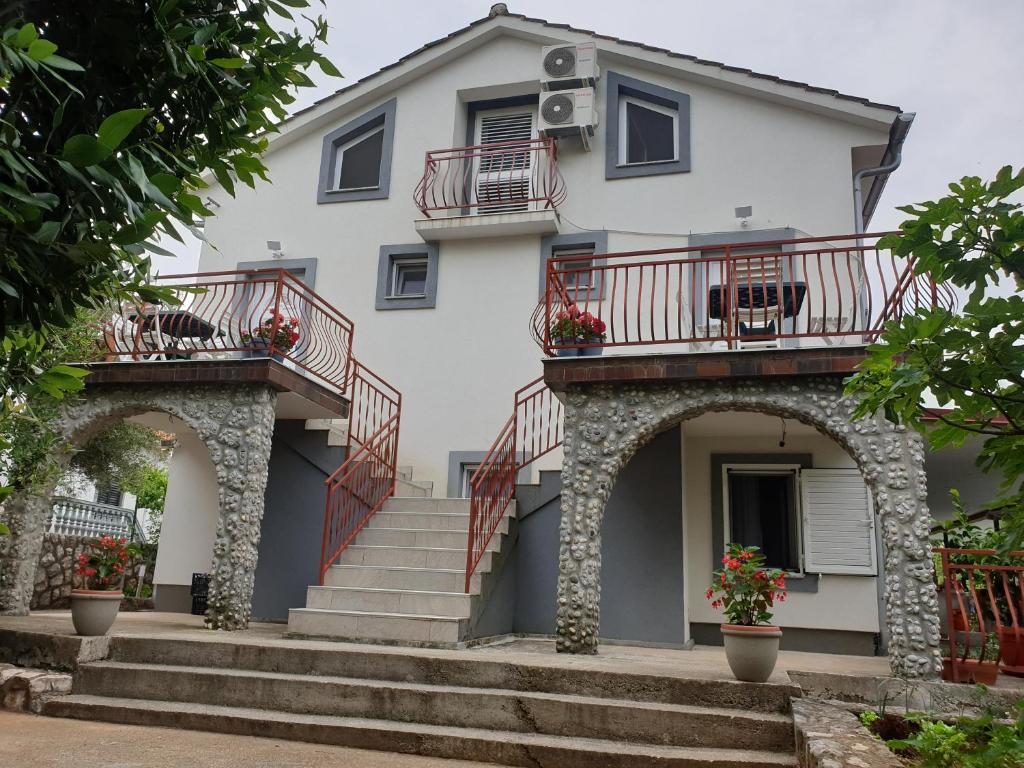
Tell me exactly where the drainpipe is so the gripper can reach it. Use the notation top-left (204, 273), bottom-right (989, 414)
top-left (853, 112), bottom-right (915, 233)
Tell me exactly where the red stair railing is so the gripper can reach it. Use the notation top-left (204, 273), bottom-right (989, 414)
top-left (465, 377), bottom-right (563, 592)
top-left (320, 361), bottom-right (402, 584)
top-left (936, 547), bottom-right (1024, 683)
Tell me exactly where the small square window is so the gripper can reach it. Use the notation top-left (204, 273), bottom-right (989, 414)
top-left (618, 96), bottom-right (679, 166)
top-left (389, 257), bottom-right (429, 298)
top-left (552, 245), bottom-right (595, 291)
top-left (334, 125), bottom-right (385, 191)
top-left (318, 98), bottom-right (395, 204)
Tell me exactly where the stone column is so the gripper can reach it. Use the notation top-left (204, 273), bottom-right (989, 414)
top-left (553, 377), bottom-right (942, 678)
top-left (0, 477), bottom-right (60, 616)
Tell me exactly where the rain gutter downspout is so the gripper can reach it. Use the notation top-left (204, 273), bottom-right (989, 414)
top-left (853, 111), bottom-right (916, 233)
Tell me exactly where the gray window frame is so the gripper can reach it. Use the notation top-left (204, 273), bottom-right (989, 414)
top-left (375, 243), bottom-right (439, 310)
top-left (605, 71), bottom-right (691, 180)
top-left (538, 231), bottom-right (608, 302)
top-left (447, 450), bottom-right (530, 499)
top-left (317, 98), bottom-right (397, 204)
top-left (236, 258), bottom-right (318, 288)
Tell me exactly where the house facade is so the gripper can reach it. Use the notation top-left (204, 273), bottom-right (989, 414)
top-left (9, 7), bottom-right (983, 677)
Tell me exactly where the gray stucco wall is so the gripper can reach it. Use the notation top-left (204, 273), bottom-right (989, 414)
top-left (251, 420), bottom-right (345, 621)
top-left (501, 426), bottom-right (685, 644)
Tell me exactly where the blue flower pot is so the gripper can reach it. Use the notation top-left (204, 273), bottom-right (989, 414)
top-left (577, 346), bottom-right (603, 357)
top-left (244, 338), bottom-right (284, 363)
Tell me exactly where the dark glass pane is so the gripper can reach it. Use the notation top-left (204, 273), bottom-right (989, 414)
top-left (395, 264), bottom-right (428, 296)
top-left (626, 101), bottom-right (675, 164)
top-left (728, 473), bottom-right (798, 570)
top-left (337, 129), bottom-right (384, 190)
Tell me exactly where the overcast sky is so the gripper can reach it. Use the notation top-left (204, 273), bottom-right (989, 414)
top-left (155, 0), bottom-right (1024, 272)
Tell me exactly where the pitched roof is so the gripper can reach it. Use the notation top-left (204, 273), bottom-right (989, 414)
top-left (287, 7), bottom-right (900, 127)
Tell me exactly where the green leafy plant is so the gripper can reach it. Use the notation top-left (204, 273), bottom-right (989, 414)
top-left (846, 166), bottom-right (1024, 550)
top-left (549, 305), bottom-right (607, 343)
top-left (76, 536), bottom-right (141, 591)
top-left (706, 544), bottom-right (787, 626)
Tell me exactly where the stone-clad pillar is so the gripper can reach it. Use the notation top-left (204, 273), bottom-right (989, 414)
top-left (553, 376), bottom-right (941, 678)
top-left (0, 383), bottom-right (277, 630)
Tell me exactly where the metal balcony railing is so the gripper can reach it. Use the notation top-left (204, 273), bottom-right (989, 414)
top-left (532, 232), bottom-right (958, 355)
top-left (414, 138), bottom-right (566, 218)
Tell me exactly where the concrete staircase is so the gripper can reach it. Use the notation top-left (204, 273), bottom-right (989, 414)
top-left (287, 496), bottom-right (508, 645)
top-left (47, 636), bottom-right (799, 767)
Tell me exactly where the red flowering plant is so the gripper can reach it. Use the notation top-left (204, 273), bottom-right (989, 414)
top-left (549, 304), bottom-right (607, 345)
top-left (706, 544), bottom-right (788, 626)
top-left (241, 314), bottom-right (300, 352)
top-left (76, 536), bottom-right (141, 592)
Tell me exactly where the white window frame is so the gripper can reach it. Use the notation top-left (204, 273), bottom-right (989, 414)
top-left (333, 124), bottom-right (386, 192)
top-left (721, 463), bottom-right (805, 576)
top-left (617, 95), bottom-right (680, 167)
top-left (552, 245), bottom-right (596, 291)
top-left (388, 255), bottom-right (429, 299)
top-left (459, 462), bottom-right (481, 499)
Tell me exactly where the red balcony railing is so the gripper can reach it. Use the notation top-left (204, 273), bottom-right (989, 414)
top-left (320, 361), bottom-right (402, 584)
top-left (103, 269), bottom-right (355, 394)
top-left (936, 548), bottom-right (1024, 683)
top-left (532, 232), bottom-right (957, 355)
top-left (465, 377), bottom-right (563, 592)
top-left (414, 138), bottom-right (566, 218)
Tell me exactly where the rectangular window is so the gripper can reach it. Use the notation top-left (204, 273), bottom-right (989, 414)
top-left (618, 96), bottom-right (679, 166)
top-left (389, 257), bottom-right (429, 298)
top-left (724, 466), bottom-right (802, 572)
top-left (459, 462), bottom-right (481, 499)
top-left (552, 245), bottom-right (595, 291)
top-left (334, 125), bottom-right (385, 191)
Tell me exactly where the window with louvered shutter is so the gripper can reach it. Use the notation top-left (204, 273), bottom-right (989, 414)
top-left (475, 111), bottom-right (535, 213)
top-left (800, 468), bottom-right (877, 575)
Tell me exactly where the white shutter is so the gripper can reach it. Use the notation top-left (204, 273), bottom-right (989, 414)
top-left (800, 468), bottom-right (877, 575)
top-left (475, 111), bottom-right (535, 214)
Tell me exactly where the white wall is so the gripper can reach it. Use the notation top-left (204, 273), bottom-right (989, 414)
top-left (682, 412), bottom-right (880, 633)
top-left (152, 425), bottom-right (219, 588)
top-left (197, 31), bottom-right (892, 493)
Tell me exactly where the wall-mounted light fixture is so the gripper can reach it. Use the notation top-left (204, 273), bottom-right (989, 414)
top-left (735, 205), bottom-right (752, 228)
top-left (267, 240), bottom-right (284, 259)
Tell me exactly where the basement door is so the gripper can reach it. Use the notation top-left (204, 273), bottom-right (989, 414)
top-left (472, 107), bottom-right (537, 214)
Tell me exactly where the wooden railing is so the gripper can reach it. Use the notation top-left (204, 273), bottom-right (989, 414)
top-left (936, 547), bottom-right (1024, 683)
top-left (532, 232), bottom-right (957, 355)
top-left (465, 377), bottom-right (563, 592)
top-left (414, 138), bottom-right (566, 218)
top-left (319, 362), bottom-right (402, 584)
top-left (48, 497), bottom-right (144, 542)
top-left (102, 269), bottom-right (356, 394)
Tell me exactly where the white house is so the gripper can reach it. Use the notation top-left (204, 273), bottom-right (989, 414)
top-left (87, 6), bottom-right (981, 665)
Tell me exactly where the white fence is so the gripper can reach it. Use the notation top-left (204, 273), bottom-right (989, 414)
top-left (48, 497), bottom-right (144, 542)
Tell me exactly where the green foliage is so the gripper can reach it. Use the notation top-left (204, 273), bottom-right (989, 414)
top-left (706, 544), bottom-right (788, 626)
top-left (128, 465), bottom-right (168, 515)
top-left (69, 422), bottom-right (165, 491)
top-left (846, 166), bottom-right (1024, 549)
top-left (860, 709), bottom-right (880, 728)
top-left (886, 703), bottom-right (1024, 768)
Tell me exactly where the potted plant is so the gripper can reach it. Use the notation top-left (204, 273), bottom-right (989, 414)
top-left (241, 314), bottom-right (299, 361)
top-left (71, 536), bottom-right (140, 636)
top-left (707, 544), bottom-right (788, 682)
top-left (549, 305), bottom-right (606, 357)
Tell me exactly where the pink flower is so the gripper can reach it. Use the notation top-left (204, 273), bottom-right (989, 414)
top-left (705, 588), bottom-right (714, 600)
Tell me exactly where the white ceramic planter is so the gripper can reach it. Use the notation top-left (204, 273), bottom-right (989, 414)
top-left (721, 623), bottom-right (782, 682)
top-left (70, 589), bottom-right (123, 636)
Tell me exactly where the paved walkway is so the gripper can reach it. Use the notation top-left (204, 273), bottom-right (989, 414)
top-left (0, 710), bottom-right (498, 768)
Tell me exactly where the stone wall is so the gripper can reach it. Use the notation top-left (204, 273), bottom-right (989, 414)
top-left (792, 698), bottom-right (901, 768)
top-left (31, 534), bottom-right (155, 611)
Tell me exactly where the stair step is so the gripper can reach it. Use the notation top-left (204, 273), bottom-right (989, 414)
top-left (383, 498), bottom-right (473, 514)
top-left (47, 695), bottom-right (797, 767)
top-left (73, 661), bottom-right (795, 751)
top-left (394, 478), bottom-right (432, 498)
top-left (305, 586), bottom-right (471, 617)
top-left (325, 565), bottom-right (480, 593)
top-left (356, 527), bottom-right (501, 551)
top-left (368, 511), bottom-right (474, 531)
top-left (338, 545), bottom-right (491, 571)
top-left (288, 607), bottom-right (466, 644)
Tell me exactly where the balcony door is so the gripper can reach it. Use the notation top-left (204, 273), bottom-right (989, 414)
top-left (473, 107), bottom-right (536, 214)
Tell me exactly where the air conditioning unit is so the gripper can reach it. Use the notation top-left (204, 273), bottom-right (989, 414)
top-left (541, 42), bottom-right (599, 87)
top-left (538, 87), bottom-right (598, 138)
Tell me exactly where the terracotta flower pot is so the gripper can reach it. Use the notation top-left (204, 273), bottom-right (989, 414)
top-left (70, 589), bottom-right (123, 636)
top-left (998, 627), bottom-right (1024, 677)
top-left (941, 657), bottom-right (1000, 685)
top-left (721, 624), bottom-right (782, 682)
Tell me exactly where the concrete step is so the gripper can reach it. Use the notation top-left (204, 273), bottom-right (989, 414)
top-left (47, 695), bottom-right (797, 767)
top-left (383, 498), bottom-right (472, 514)
top-left (325, 565), bottom-right (479, 593)
top-left (368, 511), bottom-right (474, 531)
top-left (355, 527), bottom-right (501, 551)
top-left (72, 662), bottom-right (795, 751)
top-left (338, 545), bottom-right (491, 571)
top-left (394, 478), bottom-right (432, 498)
top-left (305, 586), bottom-right (472, 617)
top-left (105, 637), bottom-right (799, 715)
top-left (287, 607), bottom-right (465, 644)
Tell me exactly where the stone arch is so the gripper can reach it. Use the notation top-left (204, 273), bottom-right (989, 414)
top-left (555, 375), bottom-right (941, 679)
top-left (0, 383), bottom-right (276, 630)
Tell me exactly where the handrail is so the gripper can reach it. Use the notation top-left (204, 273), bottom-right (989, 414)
top-left (319, 363), bottom-right (402, 584)
top-left (414, 137), bottom-right (566, 218)
top-left (532, 232), bottom-right (958, 354)
top-left (935, 547), bottom-right (1024, 683)
top-left (465, 377), bottom-right (563, 592)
